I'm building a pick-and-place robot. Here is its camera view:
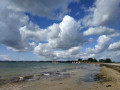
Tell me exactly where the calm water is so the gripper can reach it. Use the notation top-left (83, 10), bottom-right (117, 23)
top-left (0, 62), bottom-right (100, 77)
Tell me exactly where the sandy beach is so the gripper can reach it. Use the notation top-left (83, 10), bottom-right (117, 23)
top-left (0, 63), bottom-right (120, 90)
top-left (91, 63), bottom-right (120, 90)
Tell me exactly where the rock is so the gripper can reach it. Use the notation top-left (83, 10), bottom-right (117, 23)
top-left (23, 75), bottom-right (34, 80)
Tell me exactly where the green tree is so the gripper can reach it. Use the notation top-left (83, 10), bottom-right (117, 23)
top-left (99, 59), bottom-right (105, 63)
top-left (87, 58), bottom-right (97, 62)
top-left (93, 58), bottom-right (97, 62)
top-left (105, 58), bottom-right (112, 63)
top-left (78, 58), bottom-right (82, 62)
top-left (88, 58), bottom-right (93, 62)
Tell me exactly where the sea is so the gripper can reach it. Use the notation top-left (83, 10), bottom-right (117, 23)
top-left (0, 62), bottom-right (100, 84)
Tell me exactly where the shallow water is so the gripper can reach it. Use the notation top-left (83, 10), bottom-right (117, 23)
top-left (0, 62), bottom-right (96, 76)
top-left (0, 62), bottom-right (100, 83)
top-left (0, 62), bottom-right (101, 90)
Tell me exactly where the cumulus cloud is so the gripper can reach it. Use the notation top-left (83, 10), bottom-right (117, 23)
top-left (0, 0), bottom-right (120, 61)
top-left (67, 46), bottom-right (81, 55)
top-left (20, 22), bottom-right (61, 42)
top-left (8, 0), bottom-right (79, 19)
top-left (83, 0), bottom-right (120, 26)
top-left (0, 1), bottom-right (29, 51)
top-left (0, 0), bottom-right (87, 60)
top-left (34, 43), bottom-right (55, 59)
top-left (83, 26), bottom-right (115, 36)
top-left (108, 41), bottom-right (120, 50)
top-left (77, 0), bottom-right (120, 61)
top-left (91, 50), bottom-right (120, 61)
top-left (52, 46), bottom-right (82, 60)
top-left (48, 15), bottom-right (87, 50)
top-left (86, 35), bottom-right (110, 54)
top-left (55, 46), bottom-right (81, 56)
top-left (32, 15), bottom-right (87, 59)
top-left (0, 0), bottom-right (80, 52)
top-left (21, 15), bottom-right (87, 49)
top-left (77, 35), bottom-right (120, 60)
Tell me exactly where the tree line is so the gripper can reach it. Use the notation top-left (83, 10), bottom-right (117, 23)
top-left (78, 58), bottom-right (112, 63)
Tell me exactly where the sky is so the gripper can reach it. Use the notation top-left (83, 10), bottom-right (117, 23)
top-left (0, 0), bottom-right (120, 61)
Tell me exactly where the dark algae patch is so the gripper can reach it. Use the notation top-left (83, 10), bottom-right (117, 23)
top-left (94, 73), bottom-right (112, 83)
top-left (23, 75), bottom-right (34, 80)
top-left (94, 64), bottom-right (114, 83)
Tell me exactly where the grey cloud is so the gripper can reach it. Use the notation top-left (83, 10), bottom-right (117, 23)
top-left (0, 3), bottom-right (29, 51)
top-left (8, 0), bottom-right (79, 19)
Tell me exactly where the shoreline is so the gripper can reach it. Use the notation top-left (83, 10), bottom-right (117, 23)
top-left (0, 64), bottom-right (100, 90)
top-left (91, 63), bottom-right (120, 90)
top-left (1, 63), bottom-right (120, 90)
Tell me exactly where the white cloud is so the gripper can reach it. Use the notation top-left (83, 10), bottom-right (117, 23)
top-left (83, 0), bottom-right (120, 26)
top-left (21, 15), bottom-right (87, 50)
top-left (20, 22), bottom-right (60, 42)
top-left (67, 46), bottom-right (81, 55)
top-left (32, 15), bottom-right (87, 59)
top-left (52, 46), bottom-right (82, 60)
top-left (91, 50), bottom-right (120, 61)
top-left (86, 35), bottom-right (110, 54)
top-left (0, 0), bottom-right (120, 61)
top-left (34, 43), bottom-right (55, 59)
top-left (0, 0), bottom-right (87, 60)
top-left (0, 0), bottom-right (80, 52)
top-left (55, 46), bottom-right (81, 56)
top-left (83, 26), bottom-right (115, 36)
top-left (108, 41), bottom-right (120, 50)
top-left (48, 15), bottom-right (87, 50)
top-left (0, 55), bottom-right (10, 60)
